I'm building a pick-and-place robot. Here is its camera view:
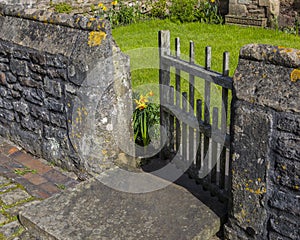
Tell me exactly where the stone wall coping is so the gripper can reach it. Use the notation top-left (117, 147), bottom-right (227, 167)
top-left (239, 44), bottom-right (300, 68)
top-left (0, 4), bottom-right (110, 33)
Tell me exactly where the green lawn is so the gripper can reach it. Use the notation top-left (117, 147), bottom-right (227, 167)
top-left (112, 19), bottom-right (300, 122)
top-left (113, 19), bottom-right (300, 89)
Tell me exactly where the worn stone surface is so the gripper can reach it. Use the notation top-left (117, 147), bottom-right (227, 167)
top-left (226, 0), bottom-right (279, 26)
top-left (0, 3), bottom-right (133, 175)
top-left (226, 43), bottom-right (300, 239)
top-left (0, 137), bottom-right (80, 239)
top-left (229, 101), bottom-right (270, 238)
top-left (19, 175), bottom-right (221, 240)
top-left (234, 44), bottom-right (300, 113)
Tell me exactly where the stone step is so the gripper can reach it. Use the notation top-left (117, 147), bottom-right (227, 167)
top-left (19, 169), bottom-right (222, 240)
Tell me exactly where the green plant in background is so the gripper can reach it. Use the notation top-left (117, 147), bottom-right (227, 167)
top-left (133, 91), bottom-right (160, 146)
top-left (169, 0), bottom-right (197, 23)
top-left (149, 0), bottom-right (169, 19)
top-left (92, 1), bottom-right (143, 27)
top-left (194, 0), bottom-right (223, 24)
top-left (151, 0), bottom-right (223, 24)
top-left (110, 1), bottom-right (143, 26)
top-left (53, 2), bottom-right (73, 14)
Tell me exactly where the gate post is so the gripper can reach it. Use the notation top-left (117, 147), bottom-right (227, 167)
top-left (225, 44), bottom-right (300, 239)
top-left (158, 30), bottom-right (172, 160)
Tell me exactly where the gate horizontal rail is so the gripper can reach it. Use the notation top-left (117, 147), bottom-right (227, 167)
top-left (159, 30), bottom-right (233, 201)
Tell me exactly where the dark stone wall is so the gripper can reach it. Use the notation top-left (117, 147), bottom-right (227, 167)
top-left (0, 5), bottom-right (133, 176)
top-left (279, 0), bottom-right (300, 28)
top-left (225, 44), bottom-right (300, 239)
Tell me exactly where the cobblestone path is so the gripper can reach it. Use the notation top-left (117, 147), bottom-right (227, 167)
top-left (0, 137), bottom-right (79, 239)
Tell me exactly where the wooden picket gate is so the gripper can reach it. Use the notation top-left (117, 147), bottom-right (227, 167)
top-left (158, 30), bottom-right (233, 201)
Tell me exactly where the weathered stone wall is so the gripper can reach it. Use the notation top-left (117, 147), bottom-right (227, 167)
top-left (225, 44), bottom-right (300, 239)
top-left (0, 4), bottom-right (133, 176)
top-left (279, 0), bottom-right (300, 28)
top-left (225, 0), bottom-right (280, 27)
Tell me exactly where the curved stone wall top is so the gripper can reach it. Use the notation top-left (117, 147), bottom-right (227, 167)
top-left (0, 3), bottom-right (110, 32)
top-left (0, 3), bottom-right (111, 60)
top-left (239, 44), bottom-right (300, 68)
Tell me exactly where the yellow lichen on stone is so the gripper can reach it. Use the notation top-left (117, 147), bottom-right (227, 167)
top-left (290, 69), bottom-right (300, 83)
top-left (88, 31), bottom-right (107, 47)
top-left (281, 164), bottom-right (287, 170)
top-left (285, 48), bottom-right (293, 53)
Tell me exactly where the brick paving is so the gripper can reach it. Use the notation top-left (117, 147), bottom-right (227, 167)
top-left (0, 137), bottom-right (80, 239)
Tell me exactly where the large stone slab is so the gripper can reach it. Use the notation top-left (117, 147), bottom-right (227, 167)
top-left (19, 173), bottom-right (220, 240)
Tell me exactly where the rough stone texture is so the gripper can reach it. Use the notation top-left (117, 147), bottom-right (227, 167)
top-left (279, 0), bottom-right (300, 28)
top-left (0, 4), bottom-right (133, 176)
top-left (225, 0), bottom-right (279, 27)
top-left (225, 44), bottom-right (300, 239)
top-left (19, 175), bottom-right (221, 240)
top-left (234, 44), bottom-right (300, 113)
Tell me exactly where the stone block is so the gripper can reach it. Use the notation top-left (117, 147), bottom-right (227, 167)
top-left (49, 112), bottom-right (67, 129)
top-left (12, 101), bottom-right (29, 115)
top-left (30, 106), bottom-right (49, 123)
top-left (230, 101), bottom-right (271, 236)
top-left (28, 63), bottom-right (46, 75)
top-left (225, 15), bottom-right (267, 26)
top-left (269, 214), bottom-right (299, 239)
top-left (273, 154), bottom-right (300, 191)
top-left (45, 54), bottom-right (68, 68)
top-left (19, 177), bottom-right (221, 240)
top-left (234, 55), bottom-right (299, 113)
top-left (0, 63), bottom-right (9, 72)
top-left (10, 59), bottom-right (29, 77)
top-left (268, 231), bottom-right (288, 240)
top-left (44, 78), bottom-right (62, 99)
top-left (43, 125), bottom-right (67, 141)
top-left (259, 0), bottom-right (269, 6)
top-left (272, 131), bottom-right (300, 161)
top-left (47, 68), bottom-right (67, 80)
top-left (45, 98), bottom-right (64, 113)
top-left (276, 112), bottom-right (300, 135)
top-left (10, 124), bottom-right (42, 156)
top-left (29, 51), bottom-right (46, 66)
top-left (0, 98), bottom-right (13, 110)
top-left (269, 189), bottom-right (300, 216)
top-left (0, 109), bottom-right (14, 121)
top-left (19, 77), bottom-right (42, 88)
top-left (20, 117), bottom-right (42, 134)
top-left (238, 0), bottom-right (251, 4)
top-left (5, 72), bottom-right (16, 84)
top-left (24, 89), bottom-right (44, 106)
top-left (229, 3), bottom-right (248, 16)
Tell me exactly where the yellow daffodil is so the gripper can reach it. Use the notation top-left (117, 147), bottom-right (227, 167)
top-left (211, 0), bottom-right (215, 3)
top-left (134, 94), bottom-right (149, 110)
top-left (98, 3), bottom-right (103, 7)
top-left (102, 6), bottom-right (107, 11)
top-left (112, 1), bottom-right (118, 5)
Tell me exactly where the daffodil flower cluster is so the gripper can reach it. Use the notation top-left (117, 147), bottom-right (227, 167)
top-left (134, 91), bottom-right (154, 110)
top-left (133, 91), bottom-right (159, 147)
